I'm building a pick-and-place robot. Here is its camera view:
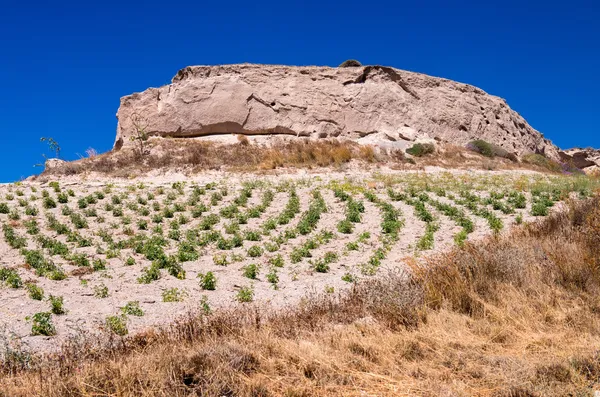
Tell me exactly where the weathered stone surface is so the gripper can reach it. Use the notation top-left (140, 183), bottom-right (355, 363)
top-left (115, 64), bottom-right (560, 160)
top-left (45, 158), bottom-right (66, 170)
top-left (560, 148), bottom-right (600, 173)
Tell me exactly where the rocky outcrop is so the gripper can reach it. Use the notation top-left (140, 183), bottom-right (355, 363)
top-left (560, 148), bottom-right (600, 173)
top-left (115, 63), bottom-right (560, 160)
top-left (44, 158), bottom-right (66, 170)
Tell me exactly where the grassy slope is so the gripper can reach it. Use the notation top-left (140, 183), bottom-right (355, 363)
top-left (2, 196), bottom-right (600, 396)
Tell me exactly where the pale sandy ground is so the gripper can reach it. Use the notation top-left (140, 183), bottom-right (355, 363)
top-left (0, 167), bottom-right (569, 353)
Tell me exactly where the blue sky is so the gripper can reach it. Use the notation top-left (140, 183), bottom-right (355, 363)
top-left (1, 0), bottom-right (598, 182)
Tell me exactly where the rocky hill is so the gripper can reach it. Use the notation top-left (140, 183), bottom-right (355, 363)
top-left (114, 63), bottom-right (561, 160)
top-left (560, 147), bottom-right (600, 174)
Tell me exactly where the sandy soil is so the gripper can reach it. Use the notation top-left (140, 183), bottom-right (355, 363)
top-left (0, 168), bottom-right (574, 352)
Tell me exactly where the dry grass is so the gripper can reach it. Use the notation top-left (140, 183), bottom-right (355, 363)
top-left (37, 138), bottom-right (392, 179)
top-left (37, 138), bottom-right (574, 180)
top-left (2, 195), bottom-right (600, 396)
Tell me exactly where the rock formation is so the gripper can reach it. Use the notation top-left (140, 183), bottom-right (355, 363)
top-left (560, 148), bottom-right (600, 174)
top-left (114, 64), bottom-right (560, 160)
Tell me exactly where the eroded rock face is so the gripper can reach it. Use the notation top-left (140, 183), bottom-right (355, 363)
top-left (115, 64), bottom-right (560, 159)
top-left (560, 148), bottom-right (600, 173)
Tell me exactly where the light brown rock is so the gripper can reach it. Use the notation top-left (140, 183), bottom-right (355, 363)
top-left (114, 64), bottom-right (560, 159)
top-left (560, 147), bottom-right (600, 173)
top-left (45, 158), bottom-right (66, 170)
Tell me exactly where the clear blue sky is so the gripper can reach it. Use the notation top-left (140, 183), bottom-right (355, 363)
top-left (1, 0), bottom-right (599, 182)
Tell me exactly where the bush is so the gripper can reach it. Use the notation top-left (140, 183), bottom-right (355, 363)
top-left (162, 288), bottom-right (186, 302)
top-left (198, 271), bottom-right (217, 290)
top-left (43, 196), bottom-right (57, 209)
top-left (269, 254), bottom-right (284, 268)
top-left (30, 312), bottom-right (56, 336)
top-left (0, 267), bottom-right (23, 288)
top-left (522, 153), bottom-right (562, 172)
top-left (243, 264), bottom-right (259, 279)
top-left (466, 140), bottom-right (518, 161)
top-left (94, 284), bottom-right (109, 298)
top-left (247, 245), bottom-right (264, 258)
top-left (406, 143), bottom-right (435, 157)
top-left (49, 295), bottom-right (66, 314)
top-left (106, 315), bottom-right (128, 336)
top-left (121, 301), bottom-right (144, 316)
top-left (26, 283), bottom-right (44, 300)
top-left (236, 286), bottom-right (254, 302)
top-left (337, 219), bottom-right (353, 234)
top-left (339, 59), bottom-right (362, 67)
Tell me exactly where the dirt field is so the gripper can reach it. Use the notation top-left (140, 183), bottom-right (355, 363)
top-left (0, 169), bottom-right (594, 353)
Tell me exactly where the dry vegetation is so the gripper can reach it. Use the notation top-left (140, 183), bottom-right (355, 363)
top-left (2, 192), bottom-right (600, 396)
top-left (39, 138), bottom-right (388, 179)
top-left (37, 137), bottom-right (570, 180)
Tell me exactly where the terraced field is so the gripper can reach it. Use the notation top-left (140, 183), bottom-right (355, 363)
top-left (0, 171), bottom-right (595, 351)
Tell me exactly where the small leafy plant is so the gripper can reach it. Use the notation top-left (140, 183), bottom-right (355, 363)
top-left (30, 312), bottom-right (56, 336)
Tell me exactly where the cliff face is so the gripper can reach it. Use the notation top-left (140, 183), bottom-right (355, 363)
top-left (115, 64), bottom-right (560, 159)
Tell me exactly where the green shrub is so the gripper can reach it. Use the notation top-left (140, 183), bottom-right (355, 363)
top-left (0, 267), bottom-right (23, 288)
top-left (26, 283), bottom-right (44, 300)
top-left (121, 301), bottom-right (144, 316)
top-left (25, 206), bottom-right (38, 216)
top-left (337, 219), bottom-right (353, 234)
top-left (138, 263), bottom-right (161, 284)
top-left (236, 286), bottom-right (254, 302)
top-left (70, 212), bottom-right (88, 229)
top-left (346, 241), bottom-right (359, 251)
top-left (243, 263), bottom-right (259, 279)
top-left (467, 140), bottom-right (518, 161)
top-left (454, 230), bottom-right (468, 247)
top-left (269, 254), bottom-right (285, 268)
top-left (522, 153), bottom-right (562, 172)
top-left (406, 143), bottom-right (435, 157)
top-left (43, 196), bottom-right (57, 209)
top-left (106, 315), bottom-right (128, 336)
top-left (94, 284), bottom-right (109, 298)
top-left (30, 312), bottom-right (56, 336)
top-left (198, 271), bottom-right (217, 290)
top-left (3, 224), bottom-right (26, 249)
top-left (339, 59), bottom-right (362, 67)
top-left (162, 288), bottom-right (186, 302)
top-left (266, 269), bottom-right (279, 287)
top-left (312, 258), bottom-right (329, 273)
top-left (247, 245), bottom-right (264, 258)
top-left (49, 295), bottom-right (66, 314)
top-left (244, 230), bottom-right (262, 242)
top-left (8, 209), bottom-right (20, 221)
top-left (342, 273), bottom-right (356, 283)
top-left (531, 201), bottom-right (549, 216)
top-left (92, 258), bottom-right (106, 271)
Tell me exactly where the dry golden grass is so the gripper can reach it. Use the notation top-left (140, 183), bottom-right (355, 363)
top-left (38, 138), bottom-right (391, 179)
top-left (2, 196), bottom-right (600, 396)
top-left (38, 138), bottom-right (574, 180)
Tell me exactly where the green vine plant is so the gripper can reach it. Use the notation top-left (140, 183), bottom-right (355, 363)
top-left (35, 137), bottom-right (62, 168)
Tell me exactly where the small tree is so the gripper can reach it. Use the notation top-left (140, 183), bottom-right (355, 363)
top-left (130, 113), bottom-right (149, 157)
top-left (40, 137), bottom-right (61, 159)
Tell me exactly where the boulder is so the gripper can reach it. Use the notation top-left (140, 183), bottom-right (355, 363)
top-left (114, 63), bottom-right (561, 160)
top-left (45, 158), bottom-right (66, 170)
